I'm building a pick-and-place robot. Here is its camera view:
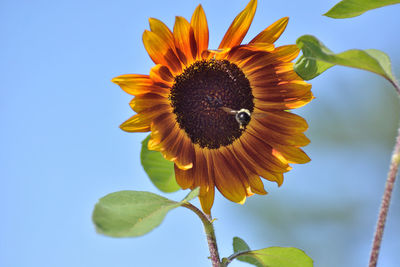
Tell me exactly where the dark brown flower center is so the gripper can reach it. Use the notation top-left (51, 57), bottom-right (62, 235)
top-left (169, 59), bottom-right (254, 149)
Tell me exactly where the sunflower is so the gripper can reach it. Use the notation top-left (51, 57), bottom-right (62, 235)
top-left (112, 0), bottom-right (312, 214)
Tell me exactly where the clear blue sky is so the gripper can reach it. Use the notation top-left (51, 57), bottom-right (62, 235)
top-left (1, 0), bottom-right (399, 266)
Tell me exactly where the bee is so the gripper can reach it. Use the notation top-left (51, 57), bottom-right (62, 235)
top-left (220, 107), bottom-right (251, 129)
top-left (204, 95), bottom-right (262, 129)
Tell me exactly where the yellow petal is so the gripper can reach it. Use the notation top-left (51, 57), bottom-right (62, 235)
top-left (112, 74), bottom-right (170, 96)
top-left (129, 93), bottom-right (168, 113)
top-left (120, 114), bottom-right (151, 132)
top-left (218, 0), bottom-right (257, 49)
top-left (120, 104), bottom-right (171, 132)
top-left (250, 17), bottom-right (289, 44)
top-left (273, 145), bottom-right (311, 164)
top-left (199, 185), bottom-right (215, 215)
top-left (190, 5), bottom-right (209, 59)
top-left (273, 45), bottom-right (300, 62)
top-left (149, 18), bottom-right (175, 50)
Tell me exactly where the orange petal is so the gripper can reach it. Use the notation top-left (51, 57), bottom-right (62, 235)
top-left (148, 119), bottom-right (179, 151)
top-left (254, 110), bottom-right (308, 134)
top-left (173, 16), bottom-right (197, 66)
top-left (241, 45), bottom-right (299, 73)
top-left (150, 112), bottom-right (194, 169)
top-left (240, 132), bottom-right (291, 172)
top-left (247, 173), bottom-right (267, 195)
top-left (149, 18), bottom-right (175, 50)
top-left (267, 172), bottom-right (284, 187)
top-left (252, 81), bottom-right (311, 97)
top-left (252, 81), bottom-right (312, 103)
top-left (174, 164), bottom-right (194, 189)
top-left (231, 138), bottom-right (287, 185)
top-left (220, 147), bottom-right (265, 196)
top-left (191, 5), bottom-right (209, 59)
top-left (129, 93), bottom-right (168, 113)
top-left (192, 147), bottom-right (209, 190)
top-left (254, 91), bottom-right (314, 110)
top-left (221, 147), bottom-right (252, 194)
top-left (246, 63), bottom-right (299, 81)
top-left (218, 0), bottom-right (257, 49)
top-left (226, 45), bottom-right (272, 64)
top-left (250, 17), bottom-right (289, 44)
top-left (199, 149), bottom-right (217, 214)
top-left (248, 116), bottom-right (310, 147)
top-left (120, 114), bottom-right (151, 132)
top-left (112, 74), bottom-right (169, 96)
top-left (174, 133), bottom-right (195, 170)
top-left (149, 64), bottom-right (174, 86)
top-left (272, 45), bottom-right (300, 62)
top-left (272, 145), bottom-right (311, 164)
top-left (211, 149), bottom-right (247, 204)
top-left (142, 30), bottom-right (182, 74)
top-left (229, 44), bottom-right (275, 61)
top-left (199, 184), bottom-right (215, 215)
top-left (245, 125), bottom-right (310, 164)
top-left (120, 104), bottom-right (171, 132)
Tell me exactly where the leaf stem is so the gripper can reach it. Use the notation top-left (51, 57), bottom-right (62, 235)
top-left (222, 250), bottom-right (251, 266)
top-left (368, 122), bottom-right (400, 267)
top-left (182, 203), bottom-right (221, 267)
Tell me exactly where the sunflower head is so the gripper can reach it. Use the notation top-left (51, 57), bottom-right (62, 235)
top-left (112, 0), bottom-right (312, 214)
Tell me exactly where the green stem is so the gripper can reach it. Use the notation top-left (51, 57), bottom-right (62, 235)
top-left (182, 203), bottom-right (221, 267)
top-left (368, 81), bottom-right (400, 267)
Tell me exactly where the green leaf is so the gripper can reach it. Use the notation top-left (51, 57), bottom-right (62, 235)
top-left (140, 134), bottom-right (180, 193)
top-left (92, 191), bottom-right (180, 237)
top-left (234, 247), bottom-right (313, 267)
top-left (93, 189), bottom-right (200, 237)
top-left (245, 247), bottom-right (313, 267)
top-left (294, 35), bottom-right (397, 86)
top-left (324, 0), bottom-right (400, 19)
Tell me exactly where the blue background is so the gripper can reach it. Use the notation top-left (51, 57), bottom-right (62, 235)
top-left (1, 0), bottom-right (399, 266)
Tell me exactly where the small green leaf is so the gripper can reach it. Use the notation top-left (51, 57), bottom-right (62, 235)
top-left (92, 191), bottom-right (180, 237)
top-left (141, 134), bottom-right (180, 193)
top-left (324, 0), bottom-right (400, 19)
top-left (236, 247), bottom-right (313, 267)
top-left (233, 236), bottom-right (251, 252)
top-left (232, 237), bottom-right (263, 267)
top-left (294, 35), bottom-right (397, 86)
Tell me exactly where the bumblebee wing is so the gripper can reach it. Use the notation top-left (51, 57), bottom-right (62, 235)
top-left (220, 107), bottom-right (238, 115)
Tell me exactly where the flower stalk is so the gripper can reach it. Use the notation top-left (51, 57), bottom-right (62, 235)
top-left (182, 203), bottom-right (221, 267)
top-left (368, 81), bottom-right (400, 267)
